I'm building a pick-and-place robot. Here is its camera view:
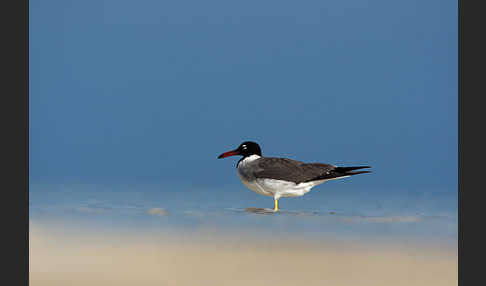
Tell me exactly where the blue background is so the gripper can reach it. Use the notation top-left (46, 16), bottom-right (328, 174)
top-left (30, 0), bottom-right (457, 204)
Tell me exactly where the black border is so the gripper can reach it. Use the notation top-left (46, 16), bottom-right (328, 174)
top-left (459, 0), bottom-right (484, 285)
top-left (2, 0), bottom-right (29, 285)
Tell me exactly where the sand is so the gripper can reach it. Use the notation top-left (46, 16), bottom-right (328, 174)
top-left (29, 222), bottom-right (457, 286)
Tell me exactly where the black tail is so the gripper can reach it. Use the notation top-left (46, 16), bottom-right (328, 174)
top-left (334, 166), bottom-right (371, 173)
top-left (334, 166), bottom-right (371, 177)
top-left (307, 166), bottom-right (371, 182)
top-left (340, 170), bottom-right (371, 176)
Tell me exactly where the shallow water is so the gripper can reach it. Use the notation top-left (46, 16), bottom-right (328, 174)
top-left (30, 182), bottom-right (457, 243)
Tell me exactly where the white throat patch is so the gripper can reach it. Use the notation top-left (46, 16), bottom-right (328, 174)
top-left (237, 154), bottom-right (261, 167)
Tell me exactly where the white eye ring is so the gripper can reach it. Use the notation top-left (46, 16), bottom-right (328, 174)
top-left (242, 145), bottom-right (247, 149)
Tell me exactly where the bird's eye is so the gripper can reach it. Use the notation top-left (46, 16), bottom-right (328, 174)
top-left (242, 145), bottom-right (247, 149)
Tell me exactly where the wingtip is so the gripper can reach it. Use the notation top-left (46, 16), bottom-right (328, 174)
top-left (335, 166), bottom-right (372, 173)
top-left (348, 170), bottom-right (372, 175)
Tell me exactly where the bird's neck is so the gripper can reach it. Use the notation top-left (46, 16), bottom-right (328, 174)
top-left (237, 154), bottom-right (261, 168)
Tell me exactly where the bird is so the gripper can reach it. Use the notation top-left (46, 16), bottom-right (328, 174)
top-left (217, 141), bottom-right (371, 212)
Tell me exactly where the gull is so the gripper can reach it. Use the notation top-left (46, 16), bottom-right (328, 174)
top-left (218, 141), bottom-right (371, 212)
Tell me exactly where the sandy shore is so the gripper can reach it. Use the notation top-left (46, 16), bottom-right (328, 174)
top-left (30, 222), bottom-right (457, 286)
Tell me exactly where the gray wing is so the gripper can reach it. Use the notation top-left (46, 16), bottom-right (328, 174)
top-left (252, 157), bottom-right (337, 184)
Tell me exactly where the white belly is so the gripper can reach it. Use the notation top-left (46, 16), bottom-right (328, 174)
top-left (237, 171), bottom-right (324, 199)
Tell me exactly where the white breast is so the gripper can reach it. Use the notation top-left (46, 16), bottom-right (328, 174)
top-left (236, 155), bottom-right (273, 197)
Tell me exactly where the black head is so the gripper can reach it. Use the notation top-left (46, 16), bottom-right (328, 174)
top-left (217, 141), bottom-right (262, 159)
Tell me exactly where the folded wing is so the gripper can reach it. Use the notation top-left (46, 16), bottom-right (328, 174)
top-left (253, 157), bottom-right (371, 184)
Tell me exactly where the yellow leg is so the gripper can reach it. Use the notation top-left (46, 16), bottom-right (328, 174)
top-left (274, 199), bottom-right (279, 212)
